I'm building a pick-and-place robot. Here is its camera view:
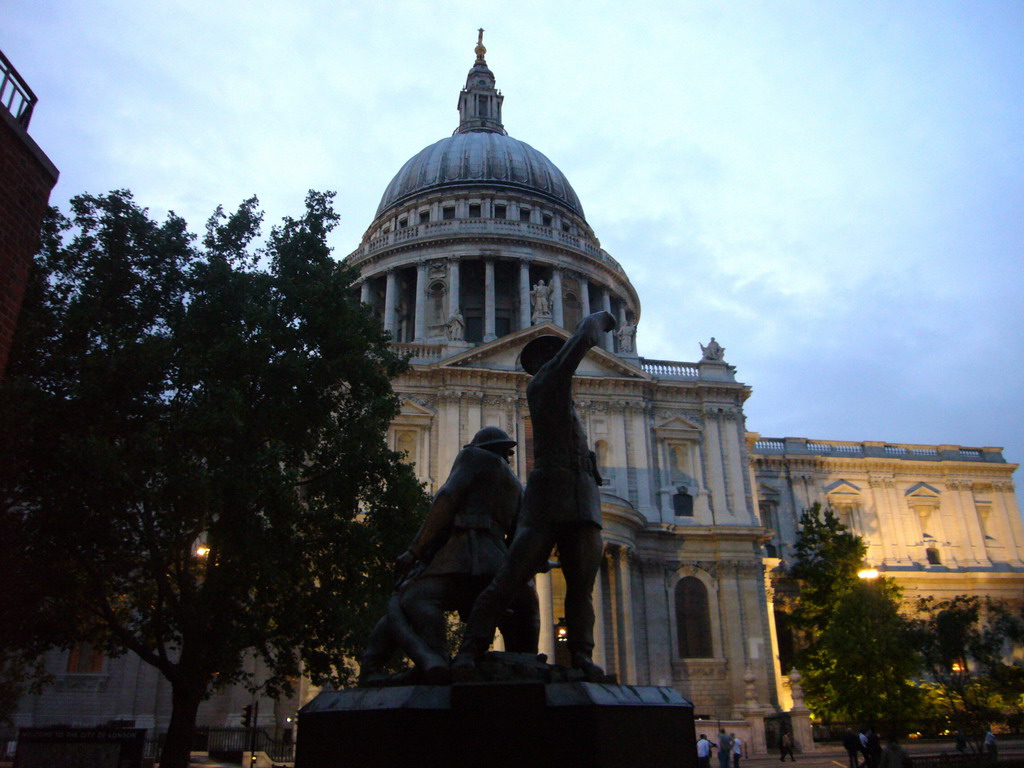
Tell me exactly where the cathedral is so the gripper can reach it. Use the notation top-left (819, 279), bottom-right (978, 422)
top-left (13, 36), bottom-right (1024, 753)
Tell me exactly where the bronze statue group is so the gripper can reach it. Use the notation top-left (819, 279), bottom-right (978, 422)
top-left (359, 311), bottom-right (618, 685)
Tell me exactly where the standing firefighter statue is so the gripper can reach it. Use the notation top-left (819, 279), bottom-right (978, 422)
top-left (454, 310), bottom-right (617, 680)
top-left (359, 427), bottom-right (539, 684)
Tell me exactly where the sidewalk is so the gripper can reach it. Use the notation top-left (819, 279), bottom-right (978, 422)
top-left (742, 740), bottom-right (1024, 768)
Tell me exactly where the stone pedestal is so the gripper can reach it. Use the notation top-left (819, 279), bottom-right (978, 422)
top-left (296, 682), bottom-right (695, 768)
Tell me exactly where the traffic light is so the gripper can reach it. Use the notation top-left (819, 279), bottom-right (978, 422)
top-left (241, 705), bottom-right (253, 728)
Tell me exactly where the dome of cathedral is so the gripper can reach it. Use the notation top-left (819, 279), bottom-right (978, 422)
top-left (375, 132), bottom-right (584, 218)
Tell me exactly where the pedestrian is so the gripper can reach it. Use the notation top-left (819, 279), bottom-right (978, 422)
top-left (878, 737), bottom-right (910, 768)
top-left (732, 733), bottom-right (743, 768)
top-left (866, 728), bottom-right (882, 768)
top-left (955, 730), bottom-right (966, 753)
top-left (719, 728), bottom-right (733, 768)
top-left (844, 729), bottom-right (862, 768)
top-left (780, 731), bottom-right (796, 762)
top-left (697, 733), bottom-right (713, 768)
top-left (984, 728), bottom-right (997, 758)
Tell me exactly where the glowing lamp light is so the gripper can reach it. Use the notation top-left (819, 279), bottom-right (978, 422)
top-left (195, 545), bottom-right (211, 558)
top-left (857, 568), bottom-right (879, 580)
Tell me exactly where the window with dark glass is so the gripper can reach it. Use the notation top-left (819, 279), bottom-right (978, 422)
top-left (675, 577), bottom-right (713, 658)
top-left (494, 204), bottom-right (506, 219)
top-left (520, 208), bottom-right (531, 222)
top-left (673, 490), bottom-right (694, 517)
top-left (562, 222), bottom-right (571, 232)
top-left (468, 204), bottom-right (482, 218)
top-left (926, 547), bottom-right (942, 565)
top-left (542, 214), bottom-right (553, 227)
top-left (398, 217), bottom-right (407, 229)
top-left (419, 210), bottom-right (430, 224)
top-left (442, 207), bottom-right (455, 220)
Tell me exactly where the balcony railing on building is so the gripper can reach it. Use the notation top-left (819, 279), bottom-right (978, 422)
top-left (0, 49), bottom-right (38, 129)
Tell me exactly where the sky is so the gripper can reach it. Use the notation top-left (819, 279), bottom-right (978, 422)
top-left (5, 1), bottom-right (1023, 499)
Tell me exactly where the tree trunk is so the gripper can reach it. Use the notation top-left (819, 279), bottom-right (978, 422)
top-left (159, 680), bottom-right (205, 768)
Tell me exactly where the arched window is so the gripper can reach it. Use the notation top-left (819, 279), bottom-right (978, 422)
top-left (563, 290), bottom-right (582, 330)
top-left (675, 577), bottom-right (712, 658)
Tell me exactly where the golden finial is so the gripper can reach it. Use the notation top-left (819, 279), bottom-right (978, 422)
top-left (475, 28), bottom-right (486, 62)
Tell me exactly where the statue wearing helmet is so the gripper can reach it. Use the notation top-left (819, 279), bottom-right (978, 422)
top-left (359, 426), bottom-right (539, 684)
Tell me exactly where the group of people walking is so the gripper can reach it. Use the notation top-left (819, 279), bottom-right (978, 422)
top-left (696, 729), bottom-right (744, 768)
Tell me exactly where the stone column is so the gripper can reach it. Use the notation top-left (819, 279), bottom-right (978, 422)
top-left (616, 547), bottom-right (637, 683)
top-left (519, 259), bottom-right (531, 329)
top-left (448, 258), bottom-right (460, 318)
top-left (360, 280), bottom-right (371, 304)
top-left (994, 481), bottom-right (1024, 565)
top-left (592, 565), bottom-right (606, 670)
top-left (413, 261), bottom-right (427, 342)
top-left (383, 269), bottom-right (397, 336)
top-left (601, 288), bottom-right (613, 350)
top-left (536, 571), bottom-right (556, 660)
top-left (949, 479), bottom-right (990, 566)
top-left (551, 268), bottom-right (564, 327)
top-left (580, 275), bottom-right (591, 316)
top-left (484, 259), bottom-right (496, 341)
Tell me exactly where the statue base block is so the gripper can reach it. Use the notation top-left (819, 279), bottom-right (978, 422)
top-left (296, 682), bottom-right (696, 768)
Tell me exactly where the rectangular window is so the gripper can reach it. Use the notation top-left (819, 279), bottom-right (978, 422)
top-left (542, 214), bottom-right (553, 227)
top-left (476, 95), bottom-right (489, 117)
top-left (561, 222), bottom-right (571, 232)
top-left (468, 204), bottom-right (482, 218)
top-left (442, 207), bottom-right (455, 220)
top-left (494, 204), bottom-right (507, 219)
top-left (67, 644), bottom-right (104, 674)
top-left (398, 217), bottom-right (407, 229)
top-left (520, 208), bottom-right (531, 222)
top-left (419, 211), bottom-right (430, 224)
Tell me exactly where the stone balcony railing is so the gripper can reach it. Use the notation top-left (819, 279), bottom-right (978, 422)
top-left (751, 437), bottom-right (1005, 463)
top-left (639, 358), bottom-right (699, 379)
top-left (347, 218), bottom-right (623, 272)
top-left (1, 49), bottom-right (37, 128)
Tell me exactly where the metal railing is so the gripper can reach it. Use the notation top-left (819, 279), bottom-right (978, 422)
top-left (0, 49), bottom-right (38, 128)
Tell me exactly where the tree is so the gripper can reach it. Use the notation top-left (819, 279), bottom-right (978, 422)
top-left (914, 595), bottom-right (1024, 747)
top-left (787, 503), bottom-right (922, 727)
top-left (0, 190), bottom-right (429, 768)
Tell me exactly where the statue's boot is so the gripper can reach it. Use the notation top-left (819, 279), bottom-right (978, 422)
top-left (571, 651), bottom-right (605, 682)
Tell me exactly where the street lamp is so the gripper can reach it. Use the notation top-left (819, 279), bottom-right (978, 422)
top-left (857, 568), bottom-right (879, 580)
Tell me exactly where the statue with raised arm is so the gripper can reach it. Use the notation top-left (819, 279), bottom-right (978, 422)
top-left (453, 310), bottom-right (617, 681)
top-left (359, 427), bottom-right (539, 685)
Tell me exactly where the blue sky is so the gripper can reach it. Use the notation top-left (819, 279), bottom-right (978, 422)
top-left (5, 1), bottom-right (1023, 504)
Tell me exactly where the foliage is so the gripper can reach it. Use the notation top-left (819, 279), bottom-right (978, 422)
top-left (800, 577), bottom-right (922, 727)
top-left (0, 190), bottom-right (428, 767)
top-left (787, 503), bottom-right (922, 726)
top-left (913, 595), bottom-right (1024, 746)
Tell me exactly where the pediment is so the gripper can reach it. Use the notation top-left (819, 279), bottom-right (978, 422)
top-left (905, 482), bottom-right (941, 498)
top-left (825, 480), bottom-right (861, 496)
top-left (653, 414), bottom-right (703, 438)
top-left (757, 483), bottom-right (781, 499)
top-left (431, 323), bottom-right (651, 380)
top-left (393, 398), bottom-right (435, 426)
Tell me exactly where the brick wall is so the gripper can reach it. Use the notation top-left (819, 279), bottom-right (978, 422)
top-left (0, 107), bottom-right (59, 380)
